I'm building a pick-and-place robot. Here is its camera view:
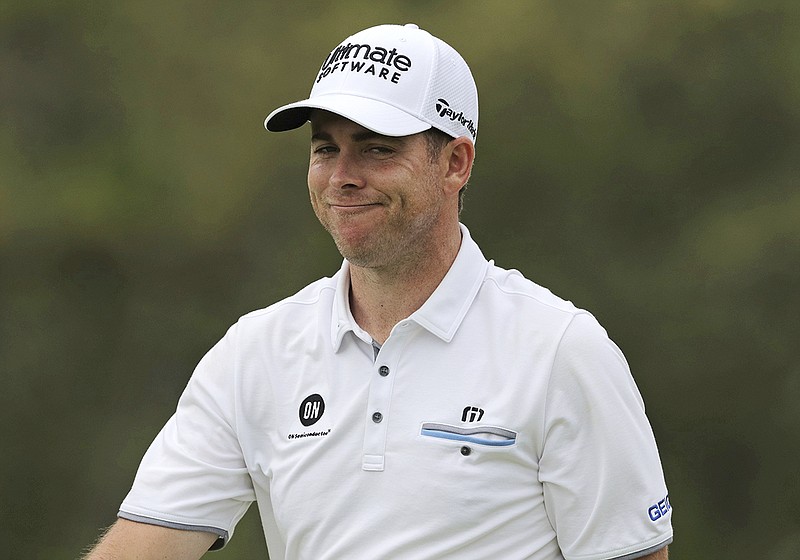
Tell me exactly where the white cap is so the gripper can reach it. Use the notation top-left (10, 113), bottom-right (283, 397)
top-left (265, 23), bottom-right (478, 143)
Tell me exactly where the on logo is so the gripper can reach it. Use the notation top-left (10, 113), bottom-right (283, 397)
top-left (461, 406), bottom-right (484, 422)
top-left (435, 98), bottom-right (450, 116)
top-left (299, 394), bottom-right (325, 427)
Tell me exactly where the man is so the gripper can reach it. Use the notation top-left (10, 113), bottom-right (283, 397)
top-left (85, 24), bottom-right (672, 559)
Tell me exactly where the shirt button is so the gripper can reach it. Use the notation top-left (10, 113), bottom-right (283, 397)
top-left (372, 412), bottom-right (383, 423)
top-left (460, 446), bottom-right (472, 456)
top-left (378, 365), bottom-right (390, 377)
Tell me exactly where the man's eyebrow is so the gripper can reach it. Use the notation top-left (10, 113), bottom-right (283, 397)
top-left (311, 129), bottom-right (404, 144)
top-left (310, 131), bottom-right (332, 143)
top-left (352, 130), bottom-right (394, 143)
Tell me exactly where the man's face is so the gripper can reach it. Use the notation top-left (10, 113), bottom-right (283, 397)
top-left (307, 111), bottom-right (450, 270)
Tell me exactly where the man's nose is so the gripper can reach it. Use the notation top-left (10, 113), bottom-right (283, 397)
top-left (329, 152), bottom-right (365, 190)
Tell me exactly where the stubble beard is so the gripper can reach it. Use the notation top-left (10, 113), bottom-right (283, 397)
top-left (317, 186), bottom-right (444, 272)
top-left (322, 207), bottom-right (440, 271)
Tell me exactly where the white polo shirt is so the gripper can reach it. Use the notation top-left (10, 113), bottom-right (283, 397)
top-left (119, 224), bottom-right (673, 560)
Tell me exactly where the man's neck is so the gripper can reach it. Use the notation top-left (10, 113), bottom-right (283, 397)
top-left (348, 225), bottom-right (462, 344)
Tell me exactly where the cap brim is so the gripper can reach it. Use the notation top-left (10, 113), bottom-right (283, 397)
top-left (264, 94), bottom-right (433, 137)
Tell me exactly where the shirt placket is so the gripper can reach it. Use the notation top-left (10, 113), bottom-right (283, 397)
top-left (361, 320), bottom-right (414, 471)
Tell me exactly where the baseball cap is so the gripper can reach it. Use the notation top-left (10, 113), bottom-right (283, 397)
top-left (264, 23), bottom-right (478, 143)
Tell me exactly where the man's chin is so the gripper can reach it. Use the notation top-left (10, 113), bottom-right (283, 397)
top-left (329, 227), bottom-right (376, 258)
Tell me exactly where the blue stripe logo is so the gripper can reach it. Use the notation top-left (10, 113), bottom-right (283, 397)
top-left (420, 422), bottom-right (517, 447)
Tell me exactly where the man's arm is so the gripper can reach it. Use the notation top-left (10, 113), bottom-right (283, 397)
top-left (638, 546), bottom-right (669, 560)
top-left (83, 518), bottom-right (217, 560)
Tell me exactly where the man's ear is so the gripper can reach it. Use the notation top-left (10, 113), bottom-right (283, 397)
top-left (442, 137), bottom-right (475, 194)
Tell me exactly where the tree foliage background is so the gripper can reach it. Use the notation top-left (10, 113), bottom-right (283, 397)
top-left (2, 1), bottom-right (799, 558)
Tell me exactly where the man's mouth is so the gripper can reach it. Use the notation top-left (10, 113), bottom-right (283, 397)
top-left (329, 202), bottom-right (382, 211)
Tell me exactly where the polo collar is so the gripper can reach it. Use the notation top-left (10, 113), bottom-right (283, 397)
top-left (331, 223), bottom-right (489, 351)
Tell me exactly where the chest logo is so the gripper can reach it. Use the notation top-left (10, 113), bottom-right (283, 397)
top-left (299, 394), bottom-right (326, 426)
top-left (461, 406), bottom-right (485, 422)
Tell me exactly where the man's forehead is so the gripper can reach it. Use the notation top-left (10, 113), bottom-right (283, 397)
top-left (310, 110), bottom-right (412, 143)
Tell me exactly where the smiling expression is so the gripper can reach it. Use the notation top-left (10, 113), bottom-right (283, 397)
top-left (307, 111), bottom-right (453, 271)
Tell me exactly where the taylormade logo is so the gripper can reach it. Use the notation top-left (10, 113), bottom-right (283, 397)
top-left (316, 42), bottom-right (412, 84)
top-left (435, 98), bottom-right (477, 139)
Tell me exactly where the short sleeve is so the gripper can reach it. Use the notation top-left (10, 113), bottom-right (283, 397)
top-left (539, 312), bottom-right (672, 560)
top-left (119, 324), bottom-right (255, 549)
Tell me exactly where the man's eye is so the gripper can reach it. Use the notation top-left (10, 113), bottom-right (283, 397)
top-left (313, 145), bottom-right (337, 154)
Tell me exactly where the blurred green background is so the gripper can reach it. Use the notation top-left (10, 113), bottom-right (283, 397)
top-left (2, 1), bottom-right (799, 558)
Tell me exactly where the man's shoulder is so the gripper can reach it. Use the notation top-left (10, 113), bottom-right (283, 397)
top-left (236, 274), bottom-right (338, 328)
top-left (483, 262), bottom-right (581, 318)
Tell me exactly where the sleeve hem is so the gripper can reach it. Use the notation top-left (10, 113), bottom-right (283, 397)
top-left (565, 531), bottom-right (673, 560)
top-left (609, 535), bottom-right (672, 559)
top-left (117, 510), bottom-right (229, 551)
